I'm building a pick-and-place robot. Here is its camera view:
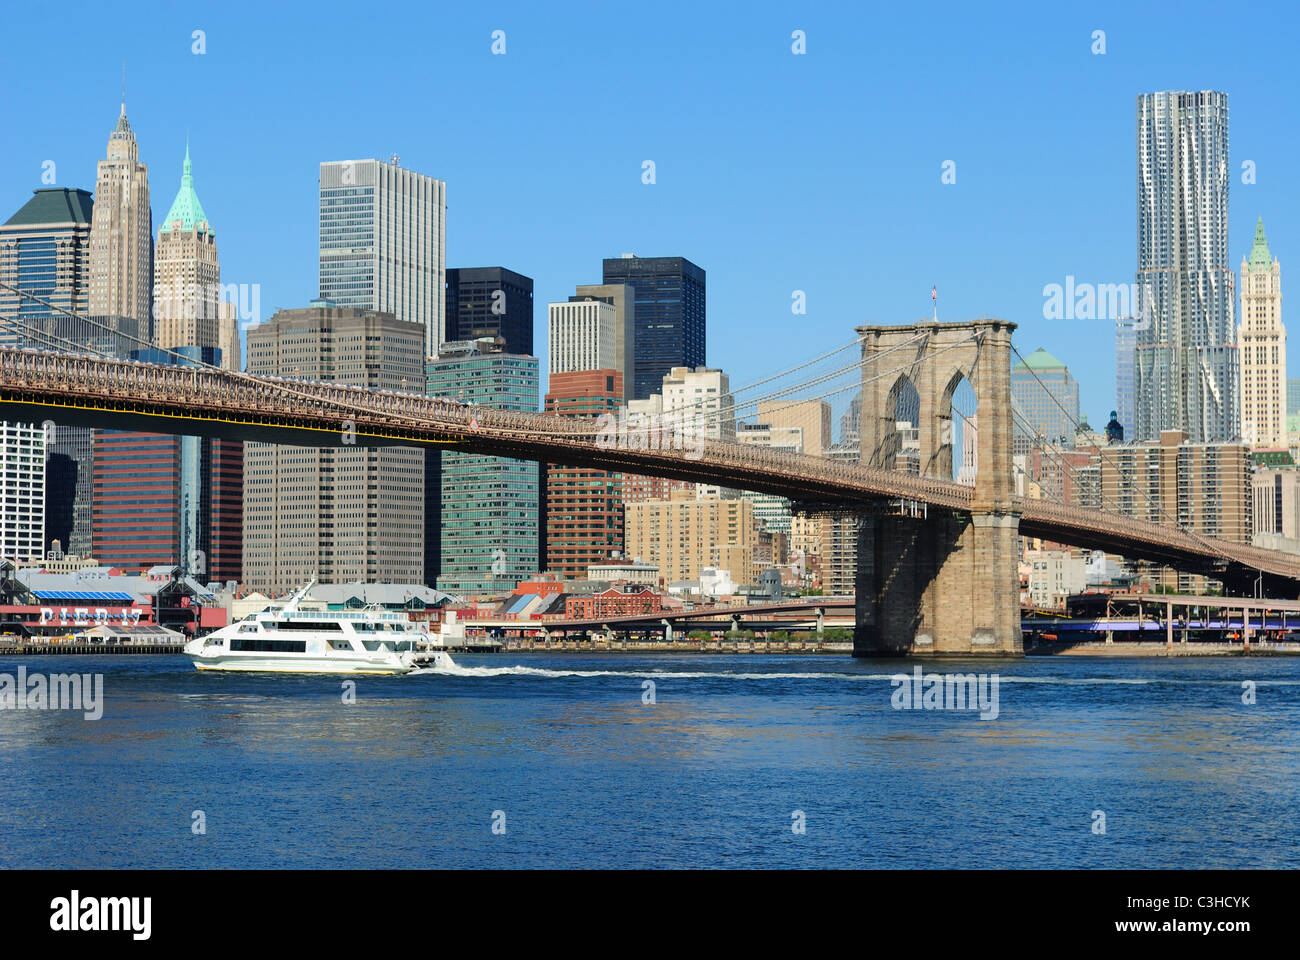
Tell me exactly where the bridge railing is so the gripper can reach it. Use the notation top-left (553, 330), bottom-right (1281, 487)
top-left (4, 349), bottom-right (1299, 580)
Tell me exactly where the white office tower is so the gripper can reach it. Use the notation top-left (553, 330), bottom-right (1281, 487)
top-left (548, 298), bottom-right (619, 374)
top-left (1239, 218), bottom-right (1285, 448)
top-left (0, 422), bottom-right (45, 563)
top-left (319, 158), bottom-right (447, 356)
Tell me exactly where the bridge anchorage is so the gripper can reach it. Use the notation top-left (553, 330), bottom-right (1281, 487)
top-left (854, 319), bottom-right (1022, 657)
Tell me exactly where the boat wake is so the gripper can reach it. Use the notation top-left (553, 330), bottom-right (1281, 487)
top-left (400, 664), bottom-right (1294, 685)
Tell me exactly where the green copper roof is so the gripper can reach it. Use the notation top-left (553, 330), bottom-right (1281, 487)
top-left (3, 188), bottom-right (94, 227)
top-left (160, 143), bottom-right (213, 237)
top-left (1013, 347), bottom-right (1066, 371)
top-left (1247, 217), bottom-right (1273, 270)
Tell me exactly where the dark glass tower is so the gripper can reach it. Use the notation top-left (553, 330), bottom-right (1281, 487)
top-left (444, 267), bottom-right (534, 355)
top-left (601, 255), bottom-right (705, 399)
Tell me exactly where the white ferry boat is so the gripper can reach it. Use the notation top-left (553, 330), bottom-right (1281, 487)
top-left (184, 580), bottom-right (456, 675)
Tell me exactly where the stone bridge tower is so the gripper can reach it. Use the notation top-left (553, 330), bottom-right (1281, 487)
top-left (853, 319), bottom-right (1022, 656)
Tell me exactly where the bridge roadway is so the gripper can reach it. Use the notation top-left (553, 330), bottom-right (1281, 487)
top-left (2, 348), bottom-right (1298, 587)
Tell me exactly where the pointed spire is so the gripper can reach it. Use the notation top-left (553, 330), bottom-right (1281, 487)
top-left (1248, 216), bottom-right (1274, 270)
top-left (161, 140), bottom-right (211, 237)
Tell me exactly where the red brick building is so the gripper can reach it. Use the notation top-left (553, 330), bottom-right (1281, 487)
top-left (92, 431), bottom-right (242, 583)
top-left (544, 370), bottom-right (625, 578)
top-left (564, 583), bottom-right (662, 619)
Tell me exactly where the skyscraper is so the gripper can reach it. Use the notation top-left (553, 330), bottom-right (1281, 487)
top-left (1239, 218), bottom-right (1285, 448)
top-left (445, 267), bottom-right (533, 355)
top-left (1134, 90), bottom-right (1237, 443)
top-left (92, 347), bottom-right (242, 584)
top-left (0, 188), bottom-right (95, 556)
top-left (319, 158), bottom-right (446, 356)
top-left (548, 297), bottom-right (619, 374)
top-left (89, 100), bottom-right (152, 332)
top-left (602, 255), bottom-right (705, 399)
top-left (1114, 319), bottom-right (1137, 441)
top-left (153, 144), bottom-right (220, 351)
top-left (1011, 347), bottom-right (1080, 455)
top-left (427, 340), bottom-right (539, 596)
top-left (573, 283), bottom-right (635, 401)
top-left (543, 370), bottom-right (624, 579)
top-left (243, 304), bottom-right (426, 594)
top-left (0, 423), bottom-right (45, 563)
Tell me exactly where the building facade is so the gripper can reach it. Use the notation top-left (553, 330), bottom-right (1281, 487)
top-left (543, 370), bottom-right (624, 579)
top-left (444, 267), bottom-right (533, 355)
top-left (427, 340), bottom-right (540, 596)
top-left (1077, 429), bottom-right (1252, 591)
top-left (1239, 218), bottom-right (1285, 448)
top-left (0, 423), bottom-right (45, 563)
top-left (0, 188), bottom-right (98, 556)
top-left (243, 305), bottom-right (425, 594)
top-left (89, 101), bottom-right (152, 334)
top-left (624, 491), bottom-right (754, 587)
top-left (601, 255), bottom-right (705, 399)
top-left (1134, 90), bottom-right (1238, 443)
top-left (153, 145), bottom-right (220, 351)
top-left (92, 347), bottom-right (242, 583)
top-left (319, 158), bottom-right (446, 356)
top-left (1011, 347), bottom-right (1080, 455)
top-left (756, 400), bottom-right (831, 457)
top-left (548, 298), bottom-right (619, 376)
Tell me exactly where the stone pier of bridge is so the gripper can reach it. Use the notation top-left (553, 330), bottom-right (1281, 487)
top-left (852, 319), bottom-right (1023, 657)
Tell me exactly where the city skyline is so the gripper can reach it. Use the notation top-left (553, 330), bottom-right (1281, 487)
top-left (3, 2), bottom-right (1296, 428)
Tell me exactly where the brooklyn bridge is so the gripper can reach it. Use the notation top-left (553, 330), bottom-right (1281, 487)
top-left (1, 315), bottom-right (1297, 657)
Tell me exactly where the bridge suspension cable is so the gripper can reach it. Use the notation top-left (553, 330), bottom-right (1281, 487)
top-left (1007, 344), bottom-right (1229, 561)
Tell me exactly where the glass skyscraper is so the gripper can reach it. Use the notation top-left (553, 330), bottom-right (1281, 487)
top-left (427, 342), bottom-right (540, 596)
top-left (319, 158), bottom-right (446, 356)
top-left (601, 255), bottom-right (705, 400)
top-left (1134, 91), bottom-right (1237, 442)
top-left (445, 267), bottom-right (533, 355)
top-left (1011, 348), bottom-right (1080, 455)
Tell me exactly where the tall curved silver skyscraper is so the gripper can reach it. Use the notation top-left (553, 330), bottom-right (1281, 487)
top-left (1134, 90), bottom-right (1238, 443)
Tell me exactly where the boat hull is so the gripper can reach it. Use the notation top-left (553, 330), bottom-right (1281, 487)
top-left (189, 654), bottom-right (412, 675)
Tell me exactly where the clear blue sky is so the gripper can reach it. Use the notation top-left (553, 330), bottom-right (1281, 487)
top-left (3, 0), bottom-right (1297, 425)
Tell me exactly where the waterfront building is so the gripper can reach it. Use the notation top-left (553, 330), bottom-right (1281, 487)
top-left (152, 144), bottom-right (220, 351)
top-left (243, 304), bottom-right (425, 594)
top-left (1024, 548), bottom-right (1088, 610)
top-left (1134, 91), bottom-right (1238, 443)
top-left (1011, 348), bottom-right (1080, 455)
top-left (427, 339), bottom-right (539, 596)
top-left (543, 369), bottom-right (625, 579)
top-left (586, 559), bottom-right (659, 586)
top-left (445, 267), bottom-right (533, 355)
top-left (601, 255), bottom-right (705, 399)
top-left (1239, 218), bottom-right (1286, 448)
top-left (662, 365), bottom-right (735, 498)
top-left (624, 490), bottom-right (755, 587)
top-left (319, 158), bottom-right (446, 356)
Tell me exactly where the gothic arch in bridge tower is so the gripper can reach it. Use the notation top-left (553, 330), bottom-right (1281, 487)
top-left (853, 319), bottom-right (1021, 656)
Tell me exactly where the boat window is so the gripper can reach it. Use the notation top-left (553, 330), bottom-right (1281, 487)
top-left (327, 637), bottom-right (354, 650)
top-left (230, 638), bottom-right (308, 653)
top-left (238, 624), bottom-right (259, 634)
top-left (361, 641), bottom-right (391, 652)
top-left (277, 620), bottom-right (342, 631)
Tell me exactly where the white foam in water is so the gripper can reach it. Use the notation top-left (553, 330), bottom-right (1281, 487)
top-left (403, 663), bottom-right (1299, 685)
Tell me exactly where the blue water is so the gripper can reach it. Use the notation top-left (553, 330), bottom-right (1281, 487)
top-left (1, 654), bottom-right (1297, 868)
